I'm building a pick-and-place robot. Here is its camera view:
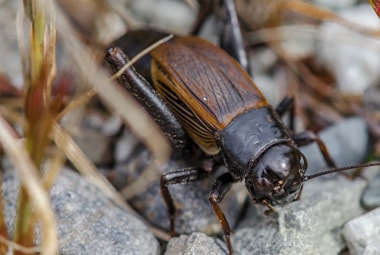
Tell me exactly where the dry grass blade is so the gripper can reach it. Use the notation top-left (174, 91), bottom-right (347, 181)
top-left (246, 24), bottom-right (380, 51)
top-left (0, 236), bottom-right (40, 254)
top-left (282, 0), bottom-right (380, 37)
top-left (0, 114), bottom-right (58, 255)
top-left (369, 0), bottom-right (380, 18)
top-left (55, 88), bottom-right (96, 120)
top-left (12, 0), bottom-right (60, 251)
top-left (110, 33), bottom-right (173, 80)
top-left (52, 123), bottom-right (128, 210)
top-left (51, 123), bottom-right (171, 241)
top-left (121, 162), bottom-right (161, 200)
top-left (42, 146), bottom-right (65, 191)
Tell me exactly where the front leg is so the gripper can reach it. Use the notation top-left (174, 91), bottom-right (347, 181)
top-left (209, 172), bottom-right (236, 255)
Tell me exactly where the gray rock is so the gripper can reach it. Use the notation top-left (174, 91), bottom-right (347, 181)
top-left (362, 239), bottom-right (380, 255)
top-left (3, 168), bottom-right (159, 255)
top-left (74, 128), bottom-right (113, 165)
top-left (0, 1), bottom-right (23, 87)
top-left (343, 207), bottom-right (380, 255)
top-left (164, 232), bottom-right (227, 255)
top-left (364, 85), bottom-right (380, 112)
top-left (362, 170), bottom-right (380, 209)
top-left (312, 0), bottom-right (358, 10)
top-left (300, 117), bottom-right (369, 174)
top-left (127, 0), bottom-right (196, 34)
top-left (317, 4), bottom-right (380, 94)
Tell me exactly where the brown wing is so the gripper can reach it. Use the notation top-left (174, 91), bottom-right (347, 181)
top-left (151, 36), bottom-right (268, 155)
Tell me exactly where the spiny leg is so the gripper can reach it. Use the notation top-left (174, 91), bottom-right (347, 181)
top-left (275, 96), bottom-right (295, 132)
top-left (292, 131), bottom-right (336, 168)
top-left (105, 47), bottom-right (191, 152)
top-left (191, 0), bottom-right (250, 73)
top-left (217, 0), bottom-right (250, 72)
top-left (190, 0), bottom-right (214, 35)
top-left (160, 168), bottom-right (210, 234)
top-left (209, 172), bottom-right (236, 255)
top-left (275, 96), bottom-right (336, 168)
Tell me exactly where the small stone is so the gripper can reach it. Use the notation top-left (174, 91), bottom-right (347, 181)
top-left (362, 170), bottom-right (380, 209)
top-left (128, 0), bottom-right (196, 34)
top-left (363, 239), bottom-right (380, 255)
top-left (75, 128), bottom-right (113, 165)
top-left (364, 85), bottom-right (380, 111)
top-left (312, 0), bottom-right (358, 10)
top-left (3, 168), bottom-right (159, 255)
top-left (343, 207), bottom-right (380, 255)
top-left (164, 232), bottom-right (227, 255)
top-left (74, 110), bottom-right (118, 165)
top-left (0, 1), bottom-right (23, 87)
top-left (300, 117), bottom-right (369, 174)
top-left (317, 4), bottom-right (380, 94)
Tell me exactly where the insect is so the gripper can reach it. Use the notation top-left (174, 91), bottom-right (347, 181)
top-left (105, 1), bottom-right (380, 254)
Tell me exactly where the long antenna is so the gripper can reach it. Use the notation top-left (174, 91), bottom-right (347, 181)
top-left (302, 161), bottom-right (380, 182)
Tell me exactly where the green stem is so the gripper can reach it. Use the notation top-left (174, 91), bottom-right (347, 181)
top-left (13, 189), bottom-right (34, 252)
top-left (13, 1), bottom-right (51, 253)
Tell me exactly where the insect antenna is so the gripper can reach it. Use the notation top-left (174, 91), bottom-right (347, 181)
top-left (302, 161), bottom-right (380, 182)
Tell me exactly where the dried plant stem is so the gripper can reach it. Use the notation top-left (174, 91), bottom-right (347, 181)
top-left (52, 123), bottom-right (129, 209)
top-left (0, 114), bottom-right (58, 255)
top-left (14, 0), bottom-right (58, 253)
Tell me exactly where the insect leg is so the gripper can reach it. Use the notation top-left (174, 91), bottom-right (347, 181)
top-left (209, 172), bottom-right (236, 255)
top-left (191, 0), bottom-right (249, 73)
top-left (275, 96), bottom-right (295, 132)
top-left (190, 0), bottom-right (214, 35)
top-left (217, 0), bottom-right (250, 72)
top-left (277, 96), bottom-right (336, 167)
top-left (161, 168), bottom-right (210, 234)
top-left (105, 47), bottom-right (191, 153)
top-left (277, 96), bottom-right (337, 168)
top-left (292, 131), bottom-right (336, 167)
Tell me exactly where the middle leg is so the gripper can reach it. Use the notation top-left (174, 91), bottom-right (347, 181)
top-left (275, 96), bottom-right (336, 168)
top-left (161, 167), bottom-right (210, 234)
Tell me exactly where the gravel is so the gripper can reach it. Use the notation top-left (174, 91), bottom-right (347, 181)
top-left (165, 232), bottom-right (227, 255)
top-left (362, 171), bottom-right (380, 209)
top-left (2, 168), bottom-right (159, 255)
top-left (343, 207), bottom-right (380, 255)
